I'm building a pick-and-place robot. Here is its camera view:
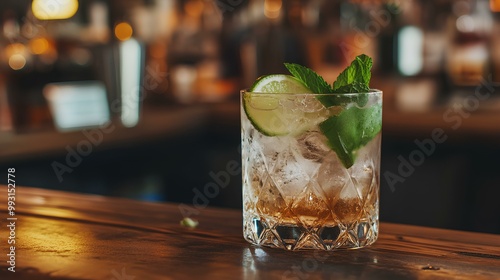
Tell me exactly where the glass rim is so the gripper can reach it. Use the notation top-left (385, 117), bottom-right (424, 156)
top-left (240, 89), bottom-right (382, 96)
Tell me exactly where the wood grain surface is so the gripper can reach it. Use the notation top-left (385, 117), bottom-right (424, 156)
top-left (0, 186), bottom-right (499, 280)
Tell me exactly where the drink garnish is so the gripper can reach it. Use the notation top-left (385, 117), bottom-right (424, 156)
top-left (180, 217), bottom-right (199, 228)
top-left (245, 54), bottom-right (381, 168)
top-left (243, 74), bottom-right (313, 136)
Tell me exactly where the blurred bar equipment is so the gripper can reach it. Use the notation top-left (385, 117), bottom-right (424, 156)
top-left (446, 0), bottom-right (492, 87)
top-left (1, 0), bottom-right (500, 234)
top-left (119, 38), bottom-right (143, 127)
top-left (44, 81), bottom-right (110, 131)
top-left (1, 0), bottom-right (500, 133)
top-left (0, 0), bottom-right (148, 132)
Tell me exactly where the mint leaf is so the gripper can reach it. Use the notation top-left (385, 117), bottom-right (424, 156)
top-left (317, 54), bottom-right (377, 168)
top-left (284, 55), bottom-right (373, 95)
top-left (333, 82), bottom-right (370, 107)
top-left (284, 63), bottom-right (332, 94)
top-left (319, 103), bottom-right (382, 168)
top-left (284, 63), bottom-right (337, 107)
top-left (333, 82), bottom-right (370, 94)
top-left (284, 55), bottom-right (381, 169)
top-left (332, 54), bottom-right (372, 91)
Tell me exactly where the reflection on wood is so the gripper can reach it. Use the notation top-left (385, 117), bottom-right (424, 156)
top-left (0, 186), bottom-right (499, 279)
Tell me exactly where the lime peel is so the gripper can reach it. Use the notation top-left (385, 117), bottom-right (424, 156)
top-left (244, 55), bottom-right (382, 168)
top-left (244, 75), bottom-right (313, 136)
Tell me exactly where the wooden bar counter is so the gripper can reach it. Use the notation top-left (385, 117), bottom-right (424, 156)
top-left (0, 185), bottom-right (499, 279)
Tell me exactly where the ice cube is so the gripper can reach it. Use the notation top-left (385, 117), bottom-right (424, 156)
top-left (256, 135), bottom-right (288, 171)
top-left (348, 161), bottom-right (374, 198)
top-left (296, 131), bottom-right (331, 162)
top-left (292, 95), bottom-right (326, 113)
top-left (348, 133), bottom-right (381, 196)
top-left (275, 95), bottom-right (331, 135)
top-left (268, 147), bottom-right (312, 205)
top-left (315, 151), bottom-right (350, 202)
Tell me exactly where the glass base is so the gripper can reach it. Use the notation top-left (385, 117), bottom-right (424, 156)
top-left (244, 217), bottom-right (378, 251)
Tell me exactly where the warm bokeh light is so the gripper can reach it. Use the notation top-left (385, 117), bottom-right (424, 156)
top-left (184, 0), bottom-right (204, 17)
top-left (4, 43), bottom-right (25, 57)
top-left (9, 54), bottom-right (27, 70)
top-left (115, 22), bottom-right (133, 41)
top-left (32, 0), bottom-right (79, 20)
top-left (69, 48), bottom-right (91, 65)
top-left (149, 42), bottom-right (167, 59)
top-left (456, 15), bottom-right (475, 33)
top-left (491, 0), bottom-right (500, 12)
top-left (264, 0), bottom-right (282, 19)
top-left (5, 43), bottom-right (29, 70)
top-left (29, 37), bottom-right (50, 55)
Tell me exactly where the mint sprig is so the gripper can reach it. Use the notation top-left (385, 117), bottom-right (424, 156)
top-left (284, 63), bottom-right (332, 94)
top-left (284, 54), bottom-right (381, 168)
top-left (284, 55), bottom-right (372, 95)
top-left (284, 63), bottom-right (337, 107)
top-left (332, 54), bottom-right (372, 91)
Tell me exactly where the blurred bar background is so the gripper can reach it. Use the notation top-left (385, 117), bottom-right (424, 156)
top-left (1, 0), bottom-right (500, 233)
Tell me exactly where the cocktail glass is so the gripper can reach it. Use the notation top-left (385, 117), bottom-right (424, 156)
top-left (241, 90), bottom-right (382, 250)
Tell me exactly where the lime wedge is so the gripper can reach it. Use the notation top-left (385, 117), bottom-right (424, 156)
top-left (248, 74), bottom-right (311, 93)
top-left (243, 75), bottom-right (313, 136)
